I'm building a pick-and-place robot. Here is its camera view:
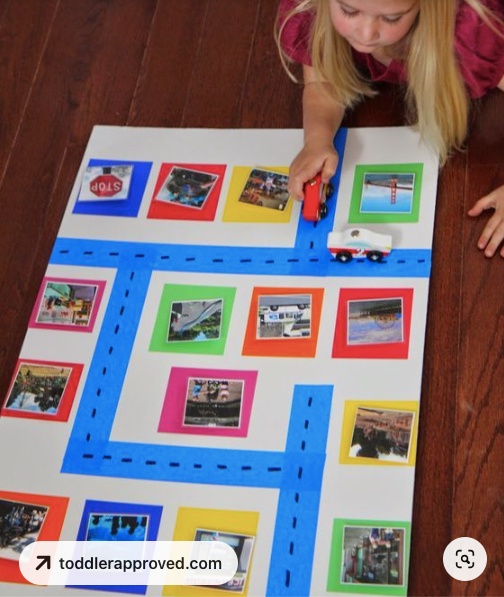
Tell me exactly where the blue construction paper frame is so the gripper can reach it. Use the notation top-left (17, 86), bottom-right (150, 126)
top-left (73, 159), bottom-right (153, 217)
top-left (70, 499), bottom-right (162, 594)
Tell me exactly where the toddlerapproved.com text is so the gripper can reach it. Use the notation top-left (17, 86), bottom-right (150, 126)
top-left (57, 555), bottom-right (222, 573)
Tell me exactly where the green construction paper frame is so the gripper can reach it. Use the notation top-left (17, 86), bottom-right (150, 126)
top-left (150, 283), bottom-right (236, 355)
top-left (327, 518), bottom-right (411, 595)
top-left (348, 163), bottom-right (423, 223)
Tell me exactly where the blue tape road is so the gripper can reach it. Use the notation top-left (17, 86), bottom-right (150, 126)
top-left (51, 237), bottom-right (431, 278)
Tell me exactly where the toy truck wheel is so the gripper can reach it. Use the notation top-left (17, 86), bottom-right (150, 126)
top-left (336, 251), bottom-right (353, 263)
top-left (325, 183), bottom-right (334, 199)
top-left (366, 250), bottom-right (384, 262)
top-left (319, 203), bottom-right (328, 219)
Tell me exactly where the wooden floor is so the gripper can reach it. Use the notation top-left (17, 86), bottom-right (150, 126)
top-left (0, 1), bottom-right (502, 595)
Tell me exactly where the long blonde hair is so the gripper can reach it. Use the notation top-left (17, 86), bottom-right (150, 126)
top-left (276, 0), bottom-right (502, 164)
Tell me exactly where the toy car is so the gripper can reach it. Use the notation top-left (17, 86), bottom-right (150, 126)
top-left (327, 228), bottom-right (392, 262)
top-left (302, 173), bottom-right (333, 221)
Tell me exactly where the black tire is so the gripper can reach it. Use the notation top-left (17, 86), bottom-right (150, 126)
top-left (319, 203), bottom-right (328, 219)
top-left (325, 183), bottom-right (334, 199)
top-left (270, 305), bottom-right (278, 311)
top-left (336, 251), bottom-right (353, 263)
top-left (366, 251), bottom-right (384, 262)
top-left (297, 304), bottom-right (307, 310)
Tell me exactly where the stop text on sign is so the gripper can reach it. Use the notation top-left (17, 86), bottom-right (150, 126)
top-left (90, 174), bottom-right (123, 197)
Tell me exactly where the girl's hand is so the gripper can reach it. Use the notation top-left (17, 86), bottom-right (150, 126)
top-left (288, 142), bottom-right (339, 201)
top-left (468, 184), bottom-right (504, 257)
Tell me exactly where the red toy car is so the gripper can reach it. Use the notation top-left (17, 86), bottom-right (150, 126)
top-left (302, 173), bottom-right (333, 222)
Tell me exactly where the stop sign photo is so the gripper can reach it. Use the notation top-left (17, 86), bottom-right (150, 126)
top-left (78, 164), bottom-right (133, 202)
top-left (90, 173), bottom-right (123, 197)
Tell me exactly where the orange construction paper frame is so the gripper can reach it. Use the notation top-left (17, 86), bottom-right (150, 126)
top-left (242, 287), bottom-right (324, 358)
top-left (0, 490), bottom-right (69, 585)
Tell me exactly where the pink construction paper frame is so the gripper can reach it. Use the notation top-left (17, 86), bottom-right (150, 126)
top-left (158, 367), bottom-right (258, 437)
top-left (29, 277), bottom-right (106, 333)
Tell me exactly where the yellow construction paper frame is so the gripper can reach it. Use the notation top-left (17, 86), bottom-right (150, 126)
top-left (339, 400), bottom-right (419, 467)
top-left (222, 166), bottom-right (292, 223)
top-left (163, 507), bottom-right (259, 596)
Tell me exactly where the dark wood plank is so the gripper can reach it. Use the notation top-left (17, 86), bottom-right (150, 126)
top-left (240, 0), bottom-right (303, 128)
top-left (128, 0), bottom-right (209, 126)
top-left (0, 0), bottom-right (59, 184)
top-left (181, 0), bottom-right (260, 127)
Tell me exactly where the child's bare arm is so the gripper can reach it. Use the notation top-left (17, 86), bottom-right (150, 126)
top-left (288, 65), bottom-right (345, 200)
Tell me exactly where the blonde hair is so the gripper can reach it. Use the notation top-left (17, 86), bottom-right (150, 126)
top-left (276, 0), bottom-right (503, 164)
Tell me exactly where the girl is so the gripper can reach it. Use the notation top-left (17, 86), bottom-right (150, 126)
top-left (277, 0), bottom-right (504, 257)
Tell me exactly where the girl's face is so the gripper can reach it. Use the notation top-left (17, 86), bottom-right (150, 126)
top-left (329, 0), bottom-right (420, 53)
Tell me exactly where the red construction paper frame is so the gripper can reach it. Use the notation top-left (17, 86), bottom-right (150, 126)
top-left (147, 163), bottom-right (226, 221)
top-left (0, 490), bottom-right (69, 584)
top-left (332, 288), bottom-right (414, 359)
top-left (158, 367), bottom-right (258, 437)
top-left (242, 287), bottom-right (324, 358)
top-left (2, 358), bottom-right (83, 422)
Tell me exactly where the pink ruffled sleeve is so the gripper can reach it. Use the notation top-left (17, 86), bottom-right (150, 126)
top-left (276, 0), bottom-right (314, 65)
top-left (455, 0), bottom-right (504, 98)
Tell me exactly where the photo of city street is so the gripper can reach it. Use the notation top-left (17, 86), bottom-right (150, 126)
top-left (257, 294), bottom-right (312, 338)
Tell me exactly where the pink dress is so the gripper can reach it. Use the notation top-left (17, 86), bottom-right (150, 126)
top-left (277, 0), bottom-right (504, 98)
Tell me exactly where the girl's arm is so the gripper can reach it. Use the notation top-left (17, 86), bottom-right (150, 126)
top-left (467, 74), bottom-right (504, 258)
top-left (288, 65), bottom-right (345, 200)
